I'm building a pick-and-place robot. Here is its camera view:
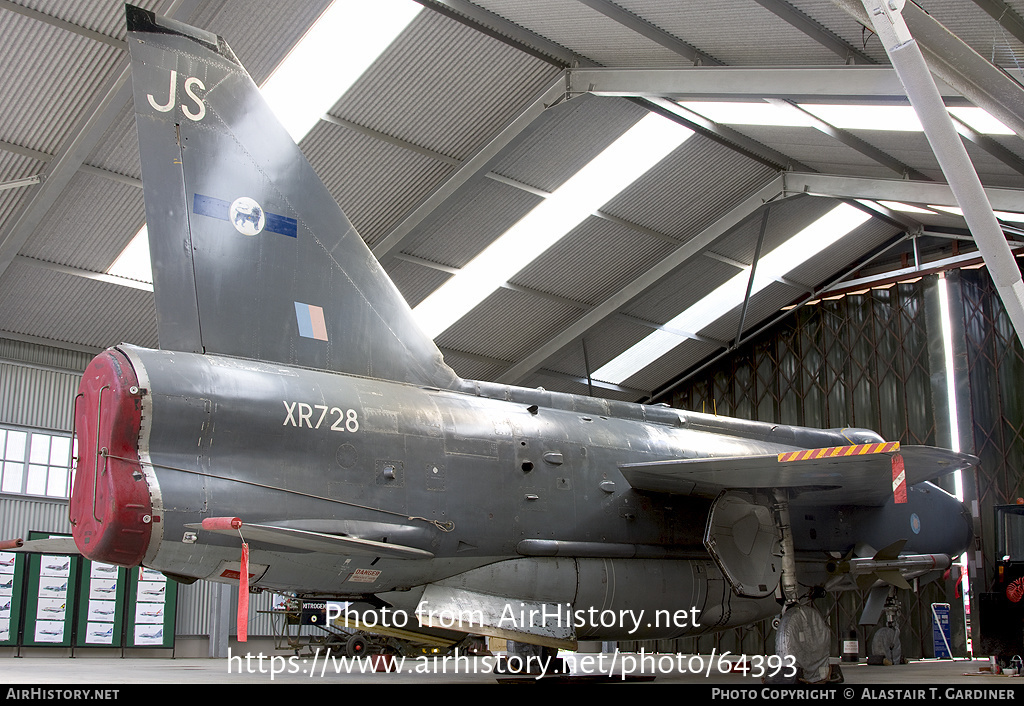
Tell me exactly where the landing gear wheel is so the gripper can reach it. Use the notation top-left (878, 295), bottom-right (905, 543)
top-left (775, 605), bottom-right (830, 683)
top-left (868, 626), bottom-right (903, 665)
top-left (346, 633), bottom-right (368, 657)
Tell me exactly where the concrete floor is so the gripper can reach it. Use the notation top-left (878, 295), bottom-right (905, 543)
top-left (1, 653), bottom-right (1021, 686)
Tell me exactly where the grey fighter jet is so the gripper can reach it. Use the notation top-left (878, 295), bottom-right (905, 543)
top-left (11, 6), bottom-right (975, 662)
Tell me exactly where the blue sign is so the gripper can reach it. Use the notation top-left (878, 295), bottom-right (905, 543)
top-left (932, 602), bottom-right (951, 659)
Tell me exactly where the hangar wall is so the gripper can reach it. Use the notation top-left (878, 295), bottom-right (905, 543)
top-left (0, 339), bottom-right (280, 647)
top-left (619, 275), bottom-right (954, 658)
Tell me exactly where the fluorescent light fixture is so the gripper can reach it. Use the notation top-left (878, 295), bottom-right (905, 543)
top-left (937, 273), bottom-right (962, 469)
top-left (948, 107), bottom-right (1014, 136)
top-left (413, 113), bottom-right (694, 339)
top-left (678, 102), bottom-right (1013, 138)
top-left (677, 101), bottom-right (817, 128)
top-left (876, 201), bottom-right (938, 215)
top-left (931, 204), bottom-right (1024, 223)
top-left (798, 104), bottom-right (923, 131)
top-left (109, 0), bottom-right (420, 283)
top-left (593, 203), bottom-right (871, 384)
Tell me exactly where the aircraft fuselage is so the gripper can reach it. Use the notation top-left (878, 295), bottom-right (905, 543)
top-left (68, 344), bottom-right (971, 641)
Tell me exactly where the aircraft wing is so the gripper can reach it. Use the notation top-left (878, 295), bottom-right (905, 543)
top-left (620, 443), bottom-right (976, 505)
top-left (0, 537), bottom-right (80, 554)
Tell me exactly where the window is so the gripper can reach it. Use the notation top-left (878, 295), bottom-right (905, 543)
top-left (0, 426), bottom-right (75, 499)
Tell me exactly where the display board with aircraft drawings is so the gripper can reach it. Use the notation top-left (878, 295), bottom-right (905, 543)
top-left (1, 532), bottom-right (176, 649)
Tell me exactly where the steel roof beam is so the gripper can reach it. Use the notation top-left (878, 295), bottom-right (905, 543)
top-left (0, 66), bottom-right (131, 279)
top-left (13, 255), bottom-right (154, 292)
top-left (494, 174), bottom-right (791, 385)
top-left (638, 96), bottom-right (809, 171)
top-left (766, 98), bottom-right (930, 180)
top-left (649, 231), bottom-right (911, 402)
top-left (830, 0), bottom-right (1024, 138)
top-left (969, 0), bottom-right (1024, 47)
top-left (750, 0), bottom-right (875, 64)
top-left (575, 0), bottom-right (722, 66)
top-left (0, 0), bottom-right (125, 51)
top-left (414, 0), bottom-right (593, 67)
top-left (371, 75), bottom-right (568, 262)
top-left (783, 172), bottom-right (1024, 212)
top-left (566, 66), bottom-right (963, 102)
top-left (0, 0), bottom-right (209, 282)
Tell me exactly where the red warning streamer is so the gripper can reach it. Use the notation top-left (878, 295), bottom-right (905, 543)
top-left (238, 542), bottom-right (249, 642)
top-left (891, 453), bottom-right (907, 504)
top-left (202, 517), bottom-right (248, 641)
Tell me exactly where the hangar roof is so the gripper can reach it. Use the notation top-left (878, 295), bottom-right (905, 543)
top-left (1, 0), bottom-right (1023, 402)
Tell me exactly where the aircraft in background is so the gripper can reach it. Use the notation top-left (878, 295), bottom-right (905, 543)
top-left (4, 6), bottom-right (974, 679)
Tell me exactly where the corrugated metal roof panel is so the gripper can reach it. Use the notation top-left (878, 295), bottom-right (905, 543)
top-left (331, 10), bottom-right (560, 162)
top-left (489, 96), bottom-right (648, 194)
top-left (436, 286), bottom-right (582, 363)
top-left (20, 0), bottom-right (161, 41)
top-left (0, 151), bottom-right (47, 233)
top-left (787, 0), bottom-right (891, 64)
top-left (386, 258), bottom-right (452, 309)
top-left (189, 0), bottom-right (333, 86)
top-left (621, 257), bottom-right (741, 324)
top-left (619, 334), bottom-right (720, 393)
top-left (916, 0), bottom-right (1024, 69)
top-left (710, 195), bottom-right (836, 271)
top-left (509, 215), bottom-right (678, 306)
top-left (302, 121), bottom-right (457, 248)
top-left (84, 103), bottom-right (140, 181)
top-left (475, 0), bottom-right (695, 66)
top-left (0, 261), bottom-right (156, 349)
top-left (403, 178), bottom-right (543, 268)
top-left (708, 124), bottom-right (908, 178)
top-left (438, 348), bottom-right (508, 383)
top-left (20, 171), bottom-right (144, 272)
top-left (619, 0), bottom-right (844, 66)
top-left (600, 135), bottom-right (777, 241)
top-left (0, 11), bottom-right (123, 155)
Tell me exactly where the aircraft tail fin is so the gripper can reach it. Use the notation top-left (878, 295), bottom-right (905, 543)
top-left (125, 6), bottom-right (459, 389)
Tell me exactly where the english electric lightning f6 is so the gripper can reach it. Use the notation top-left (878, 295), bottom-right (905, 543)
top-left (10, 6), bottom-right (975, 659)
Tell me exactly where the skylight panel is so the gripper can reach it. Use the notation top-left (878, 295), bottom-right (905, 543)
top-left (412, 113), bottom-right (694, 340)
top-left (593, 203), bottom-right (871, 385)
top-left (109, 0), bottom-right (421, 284)
top-left (261, 0), bottom-right (420, 143)
top-left (107, 225), bottom-right (152, 282)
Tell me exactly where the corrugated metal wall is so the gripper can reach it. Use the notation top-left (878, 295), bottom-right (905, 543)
top-left (0, 336), bottom-right (282, 640)
top-left (947, 267), bottom-right (1024, 651)
top-left (0, 491), bottom-right (284, 639)
top-left (0, 494), bottom-right (72, 538)
top-left (0, 338), bottom-right (90, 432)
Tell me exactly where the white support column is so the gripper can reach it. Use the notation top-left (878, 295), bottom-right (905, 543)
top-left (859, 0), bottom-right (1024, 347)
